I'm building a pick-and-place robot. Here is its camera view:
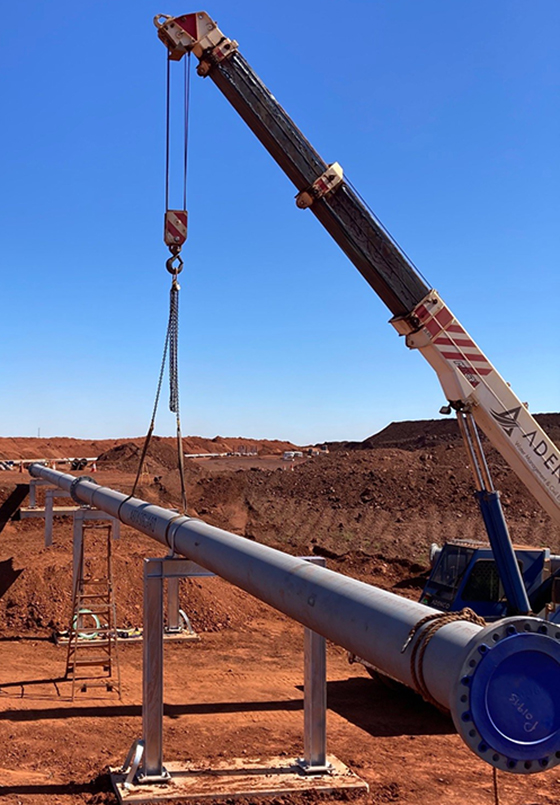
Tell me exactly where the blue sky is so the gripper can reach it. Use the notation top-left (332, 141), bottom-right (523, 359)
top-left (1, 1), bottom-right (558, 443)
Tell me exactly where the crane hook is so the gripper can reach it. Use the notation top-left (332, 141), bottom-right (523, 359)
top-left (166, 252), bottom-right (184, 275)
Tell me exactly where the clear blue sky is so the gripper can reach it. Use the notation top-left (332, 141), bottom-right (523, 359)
top-left (1, 1), bottom-right (558, 443)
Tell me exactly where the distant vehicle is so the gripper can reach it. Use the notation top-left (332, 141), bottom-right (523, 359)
top-left (283, 451), bottom-right (303, 461)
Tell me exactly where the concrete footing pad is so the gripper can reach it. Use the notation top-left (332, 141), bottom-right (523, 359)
top-left (111, 754), bottom-right (368, 803)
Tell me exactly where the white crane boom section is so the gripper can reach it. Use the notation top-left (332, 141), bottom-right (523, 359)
top-left (392, 290), bottom-right (560, 526)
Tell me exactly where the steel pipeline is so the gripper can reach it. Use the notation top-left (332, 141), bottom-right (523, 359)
top-left (29, 464), bottom-right (560, 773)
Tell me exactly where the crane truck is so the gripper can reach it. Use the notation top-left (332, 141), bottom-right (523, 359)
top-left (154, 12), bottom-right (560, 622)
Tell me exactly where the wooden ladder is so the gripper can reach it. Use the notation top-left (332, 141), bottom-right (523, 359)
top-left (65, 522), bottom-right (122, 701)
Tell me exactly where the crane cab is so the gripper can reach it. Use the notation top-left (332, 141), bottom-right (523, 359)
top-left (420, 541), bottom-right (557, 621)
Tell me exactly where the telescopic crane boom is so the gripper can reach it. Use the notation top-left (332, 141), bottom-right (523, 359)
top-left (154, 12), bottom-right (560, 532)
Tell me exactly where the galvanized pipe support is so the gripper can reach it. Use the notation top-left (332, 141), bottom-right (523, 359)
top-left (28, 465), bottom-right (560, 774)
top-left (138, 555), bottom-right (328, 781)
top-left (141, 556), bottom-right (214, 781)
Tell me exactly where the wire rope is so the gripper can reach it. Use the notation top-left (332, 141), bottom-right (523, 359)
top-left (182, 53), bottom-right (191, 211)
top-left (344, 175), bottom-right (432, 289)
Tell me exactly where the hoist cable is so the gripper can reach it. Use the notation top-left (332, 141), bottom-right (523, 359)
top-left (165, 55), bottom-right (171, 213)
top-left (345, 176), bottom-right (431, 290)
top-left (182, 53), bottom-right (191, 211)
top-left (165, 52), bottom-right (191, 214)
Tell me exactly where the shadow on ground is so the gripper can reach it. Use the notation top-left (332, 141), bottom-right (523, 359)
top-left (325, 676), bottom-right (454, 737)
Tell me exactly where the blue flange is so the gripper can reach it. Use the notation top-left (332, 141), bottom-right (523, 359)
top-left (451, 617), bottom-right (560, 773)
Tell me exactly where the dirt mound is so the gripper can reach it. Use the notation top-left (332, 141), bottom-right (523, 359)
top-left (533, 412), bottom-right (560, 446)
top-left (97, 434), bottom-right (304, 476)
top-left (97, 437), bottom-right (182, 473)
top-left (0, 518), bottom-right (266, 637)
top-left (189, 443), bottom-right (560, 565)
top-left (182, 435), bottom-right (301, 456)
top-left (338, 412), bottom-right (560, 452)
top-left (0, 434), bottom-right (301, 462)
top-left (357, 418), bottom-right (461, 450)
top-left (0, 436), bottom-right (119, 461)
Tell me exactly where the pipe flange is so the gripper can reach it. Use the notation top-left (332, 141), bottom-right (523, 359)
top-left (70, 476), bottom-right (98, 504)
top-left (451, 617), bottom-right (560, 774)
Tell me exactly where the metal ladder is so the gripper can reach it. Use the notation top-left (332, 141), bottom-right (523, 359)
top-left (65, 522), bottom-right (122, 700)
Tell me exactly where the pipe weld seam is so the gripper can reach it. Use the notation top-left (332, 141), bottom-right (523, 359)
top-left (90, 485), bottom-right (103, 511)
top-left (117, 494), bottom-right (135, 523)
top-left (164, 514), bottom-right (190, 554)
top-left (70, 475), bottom-right (98, 505)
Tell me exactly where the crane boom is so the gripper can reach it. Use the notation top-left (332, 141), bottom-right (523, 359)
top-left (154, 12), bottom-right (560, 527)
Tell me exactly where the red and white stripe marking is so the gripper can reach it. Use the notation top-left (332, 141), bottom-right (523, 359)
top-left (173, 14), bottom-right (199, 40)
top-left (414, 302), bottom-right (493, 387)
top-left (164, 210), bottom-right (188, 247)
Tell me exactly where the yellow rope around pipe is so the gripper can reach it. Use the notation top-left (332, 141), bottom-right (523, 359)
top-left (401, 607), bottom-right (486, 710)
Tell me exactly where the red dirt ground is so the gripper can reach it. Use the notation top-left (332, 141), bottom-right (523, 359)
top-left (1, 417), bottom-right (560, 804)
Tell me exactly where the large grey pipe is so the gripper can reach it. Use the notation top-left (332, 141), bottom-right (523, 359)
top-left (29, 464), bottom-right (560, 774)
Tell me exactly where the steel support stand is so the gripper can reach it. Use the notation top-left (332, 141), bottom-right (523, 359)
top-left (29, 477), bottom-right (56, 509)
top-left (45, 488), bottom-right (74, 546)
top-left (29, 479), bottom-right (38, 508)
top-left (301, 627), bottom-right (328, 771)
top-left (45, 488), bottom-right (55, 547)
top-left (137, 555), bottom-right (330, 785)
top-left (141, 559), bottom-right (168, 782)
top-left (72, 510), bottom-right (84, 596)
top-left (299, 557), bottom-right (329, 773)
top-left (140, 557), bottom-right (214, 782)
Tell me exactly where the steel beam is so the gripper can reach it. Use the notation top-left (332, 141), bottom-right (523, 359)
top-left (300, 556), bottom-right (327, 773)
top-left (28, 465), bottom-right (560, 774)
top-left (45, 488), bottom-right (56, 546)
top-left (302, 621), bottom-right (327, 771)
top-left (142, 559), bottom-right (167, 781)
top-left (72, 511), bottom-right (84, 596)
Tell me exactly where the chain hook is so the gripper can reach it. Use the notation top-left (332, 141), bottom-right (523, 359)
top-left (166, 250), bottom-right (184, 275)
